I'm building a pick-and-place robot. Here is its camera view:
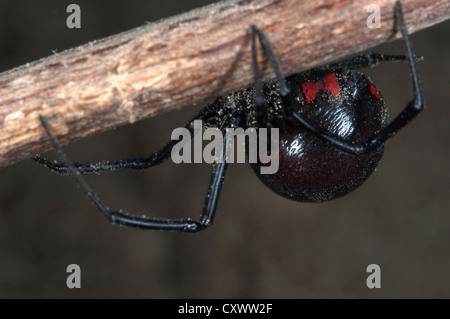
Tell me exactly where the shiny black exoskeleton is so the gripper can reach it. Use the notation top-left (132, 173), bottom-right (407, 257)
top-left (34, 2), bottom-right (423, 232)
top-left (253, 68), bottom-right (388, 202)
top-left (203, 67), bottom-right (388, 202)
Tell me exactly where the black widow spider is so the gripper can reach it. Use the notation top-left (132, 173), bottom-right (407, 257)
top-left (34, 2), bottom-right (423, 232)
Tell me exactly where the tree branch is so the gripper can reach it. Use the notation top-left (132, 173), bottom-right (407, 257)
top-left (0, 0), bottom-right (448, 168)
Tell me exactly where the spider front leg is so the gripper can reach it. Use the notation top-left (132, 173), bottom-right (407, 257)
top-left (33, 104), bottom-right (215, 175)
top-left (38, 115), bottom-right (228, 232)
top-left (32, 142), bottom-right (174, 175)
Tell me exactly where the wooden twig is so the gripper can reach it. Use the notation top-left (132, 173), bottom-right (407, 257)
top-left (0, 0), bottom-right (448, 168)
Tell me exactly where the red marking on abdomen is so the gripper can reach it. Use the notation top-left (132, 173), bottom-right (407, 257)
top-left (302, 73), bottom-right (340, 102)
top-left (369, 81), bottom-right (381, 100)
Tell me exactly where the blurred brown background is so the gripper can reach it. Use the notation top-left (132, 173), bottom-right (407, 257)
top-left (0, 0), bottom-right (448, 298)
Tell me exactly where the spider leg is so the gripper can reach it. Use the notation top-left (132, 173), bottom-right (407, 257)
top-left (250, 25), bottom-right (290, 127)
top-left (32, 139), bottom-right (178, 175)
top-left (32, 143), bottom-right (174, 175)
top-left (38, 114), bottom-right (228, 232)
top-left (326, 52), bottom-right (423, 71)
top-left (33, 104), bottom-right (216, 175)
top-left (250, 25), bottom-right (289, 98)
top-left (290, 1), bottom-right (423, 155)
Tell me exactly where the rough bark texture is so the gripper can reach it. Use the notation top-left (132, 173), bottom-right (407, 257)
top-left (0, 0), bottom-right (448, 168)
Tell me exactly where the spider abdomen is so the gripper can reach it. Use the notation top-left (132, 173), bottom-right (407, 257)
top-left (253, 69), bottom-right (389, 202)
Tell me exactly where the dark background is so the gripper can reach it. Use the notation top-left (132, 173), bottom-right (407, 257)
top-left (0, 0), bottom-right (448, 298)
